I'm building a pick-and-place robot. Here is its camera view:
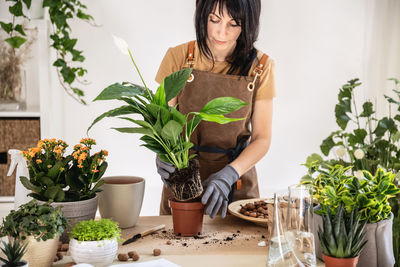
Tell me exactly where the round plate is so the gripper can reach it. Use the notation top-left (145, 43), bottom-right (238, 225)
top-left (228, 198), bottom-right (273, 227)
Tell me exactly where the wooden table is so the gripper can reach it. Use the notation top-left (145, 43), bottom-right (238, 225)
top-left (55, 215), bottom-right (324, 267)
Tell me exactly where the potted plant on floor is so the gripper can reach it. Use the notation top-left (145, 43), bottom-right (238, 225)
top-left (87, 36), bottom-right (248, 236)
top-left (19, 138), bottom-right (108, 242)
top-left (301, 164), bottom-right (400, 267)
top-left (319, 205), bottom-right (368, 267)
top-left (0, 200), bottom-right (67, 267)
top-left (69, 219), bottom-right (121, 266)
top-left (0, 240), bottom-right (28, 267)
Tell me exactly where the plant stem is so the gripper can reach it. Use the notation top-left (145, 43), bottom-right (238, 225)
top-left (352, 91), bottom-right (361, 129)
top-left (127, 49), bottom-right (153, 101)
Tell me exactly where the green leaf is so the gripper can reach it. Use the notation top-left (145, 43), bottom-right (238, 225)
top-left (0, 22), bottom-right (13, 34)
top-left (5, 36), bottom-right (27, 48)
top-left (20, 176), bottom-right (42, 192)
top-left (200, 97), bottom-right (249, 115)
top-left (194, 113), bottom-right (244, 124)
top-left (22, 0), bottom-right (32, 9)
top-left (170, 106), bottom-right (186, 126)
top-left (305, 153), bottom-right (323, 167)
top-left (140, 136), bottom-right (165, 154)
top-left (14, 24), bottom-right (26, 36)
top-left (146, 104), bottom-right (170, 124)
top-left (112, 127), bottom-right (154, 136)
top-left (161, 120), bottom-right (183, 141)
top-left (335, 99), bottom-right (352, 130)
top-left (320, 135), bottom-right (336, 156)
top-left (47, 161), bottom-right (64, 179)
top-left (93, 83), bottom-right (149, 101)
top-left (374, 117), bottom-right (396, 137)
top-left (9, 2), bottom-right (23, 16)
top-left (60, 66), bottom-right (75, 84)
top-left (164, 68), bottom-right (192, 102)
top-left (348, 129), bottom-right (367, 145)
top-left (44, 186), bottom-right (62, 201)
top-left (87, 105), bottom-right (139, 133)
top-left (63, 38), bottom-right (77, 50)
top-left (186, 115), bottom-right (202, 138)
top-left (153, 80), bottom-right (167, 108)
top-left (359, 101), bottom-right (374, 117)
top-left (53, 58), bottom-right (67, 67)
top-left (38, 176), bottom-right (54, 187)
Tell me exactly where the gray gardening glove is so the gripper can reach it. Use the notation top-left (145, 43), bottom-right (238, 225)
top-left (201, 165), bottom-right (239, 219)
top-left (155, 155), bottom-right (175, 187)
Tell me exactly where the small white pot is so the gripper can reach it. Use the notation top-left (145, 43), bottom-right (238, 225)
top-left (1, 261), bottom-right (28, 267)
top-left (69, 238), bottom-right (118, 267)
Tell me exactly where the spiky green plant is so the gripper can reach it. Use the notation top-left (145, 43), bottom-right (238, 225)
top-left (0, 240), bottom-right (27, 267)
top-left (318, 205), bottom-right (368, 258)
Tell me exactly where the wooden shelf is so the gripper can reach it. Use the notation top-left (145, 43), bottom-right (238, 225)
top-left (0, 109), bottom-right (40, 118)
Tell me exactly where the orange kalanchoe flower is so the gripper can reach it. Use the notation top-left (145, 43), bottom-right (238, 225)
top-left (36, 159), bottom-right (42, 164)
top-left (92, 169), bottom-right (99, 173)
top-left (77, 164), bottom-right (84, 168)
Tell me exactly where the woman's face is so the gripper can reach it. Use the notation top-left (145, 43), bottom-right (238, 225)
top-left (206, 3), bottom-right (242, 58)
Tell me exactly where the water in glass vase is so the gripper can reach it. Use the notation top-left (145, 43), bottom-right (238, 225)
top-left (284, 230), bottom-right (316, 267)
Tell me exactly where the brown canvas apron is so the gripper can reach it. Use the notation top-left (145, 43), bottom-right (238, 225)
top-left (160, 41), bottom-right (269, 215)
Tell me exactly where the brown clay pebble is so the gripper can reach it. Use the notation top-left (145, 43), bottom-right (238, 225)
top-left (54, 257), bottom-right (58, 262)
top-left (56, 252), bottom-right (63, 260)
top-left (118, 253), bottom-right (129, 261)
top-left (166, 240), bottom-right (172, 245)
top-left (132, 254), bottom-right (140, 261)
top-left (153, 248), bottom-right (161, 256)
top-left (128, 251), bottom-right (139, 258)
top-left (61, 243), bottom-right (69, 251)
top-left (64, 263), bottom-right (76, 267)
top-left (58, 241), bottom-right (62, 251)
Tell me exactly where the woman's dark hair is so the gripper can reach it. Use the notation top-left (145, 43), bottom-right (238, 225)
top-left (195, 0), bottom-right (261, 76)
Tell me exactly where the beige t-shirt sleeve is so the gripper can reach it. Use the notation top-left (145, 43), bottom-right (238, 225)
top-left (254, 58), bottom-right (276, 100)
top-left (155, 46), bottom-right (186, 84)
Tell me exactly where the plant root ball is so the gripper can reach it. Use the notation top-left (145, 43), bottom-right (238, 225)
top-left (118, 253), bottom-right (129, 261)
top-left (153, 248), bottom-right (161, 256)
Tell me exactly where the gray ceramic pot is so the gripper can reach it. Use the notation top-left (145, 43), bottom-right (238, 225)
top-left (312, 211), bottom-right (395, 267)
top-left (98, 176), bottom-right (145, 228)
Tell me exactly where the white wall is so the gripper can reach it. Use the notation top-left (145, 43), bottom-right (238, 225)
top-left (2, 0), bottom-right (399, 215)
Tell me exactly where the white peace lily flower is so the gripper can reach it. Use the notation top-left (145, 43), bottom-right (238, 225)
top-left (112, 34), bottom-right (129, 55)
top-left (336, 147), bottom-right (346, 158)
top-left (354, 149), bottom-right (365, 160)
top-left (355, 170), bottom-right (364, 179)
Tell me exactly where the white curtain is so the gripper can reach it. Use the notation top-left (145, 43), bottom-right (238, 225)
top-left (363, 0), bottom-right (400, 116)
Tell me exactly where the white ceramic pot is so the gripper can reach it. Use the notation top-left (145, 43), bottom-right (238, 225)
top-left (69, 238), bottom-right (118, 267)
top-left (1, 261), bottom-right (28, 267)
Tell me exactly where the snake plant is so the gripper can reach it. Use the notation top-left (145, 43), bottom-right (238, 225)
top-left (318, 205), bottom-right (368, 258)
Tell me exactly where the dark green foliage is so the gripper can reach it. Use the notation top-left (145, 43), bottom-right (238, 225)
top-left (0, 200), bottom-right (67, 242)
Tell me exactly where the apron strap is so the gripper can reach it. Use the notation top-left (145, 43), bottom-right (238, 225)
top-left (247, 53), bottom-right (269, 92)
top-left (186, 40), bottom-right (195, 68)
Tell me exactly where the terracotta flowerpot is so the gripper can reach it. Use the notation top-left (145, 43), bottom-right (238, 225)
top-left (169, 198), bottom-right (204, 236)
top-left (38, 196), bottom-right (98, 243)
top-left (323, 254), bottom-right (359, 267)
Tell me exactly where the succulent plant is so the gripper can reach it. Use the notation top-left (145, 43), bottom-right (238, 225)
top-left (0, 240), bottom-right (27, 267)
top-left (318, 205), bottom-right (368, 258)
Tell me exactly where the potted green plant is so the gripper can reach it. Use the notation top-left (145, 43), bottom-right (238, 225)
top-left (0, 240), bottom-right (28, 267)
top-left (301, 164), bottom-right (400, 267)
top-left (87, 36), bottom-right (248, 236)
top-left (19, 138), bottom-right (108, 242)
top-left (319, 205), bottom-right (368, 267)
top-left (0, 0), bottom-right (95, 104)
top-left (69, 219), bottom-right (121, 266)
top-left (0, 200), bottom-right (67, 267)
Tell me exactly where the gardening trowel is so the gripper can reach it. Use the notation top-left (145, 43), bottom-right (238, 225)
top-left (122, 224), bottom-right (166, 245)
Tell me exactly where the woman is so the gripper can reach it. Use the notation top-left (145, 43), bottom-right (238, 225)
top-left (155, 0), bottom-right (275, 218)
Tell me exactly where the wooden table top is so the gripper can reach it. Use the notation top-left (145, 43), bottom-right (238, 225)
top-left (54, 215), bottom-right (324, 267)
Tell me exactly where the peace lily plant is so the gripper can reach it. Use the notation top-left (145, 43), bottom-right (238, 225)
top-left (88, 36), bottom-right (248, 201)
